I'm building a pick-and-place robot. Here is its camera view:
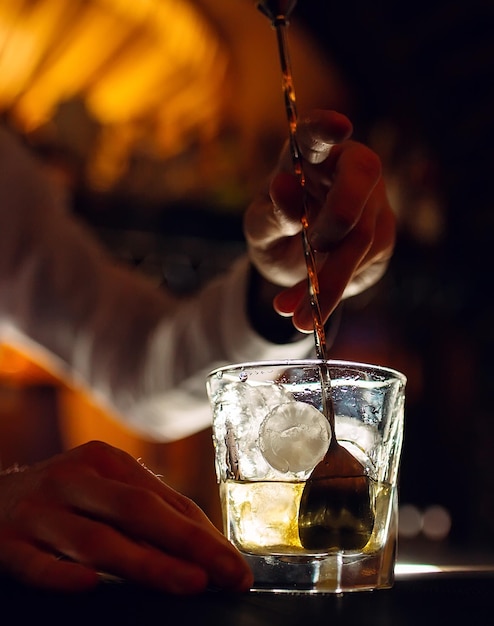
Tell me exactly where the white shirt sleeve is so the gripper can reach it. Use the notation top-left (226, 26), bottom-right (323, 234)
top-left (0, 127), bottom-right (314, 441)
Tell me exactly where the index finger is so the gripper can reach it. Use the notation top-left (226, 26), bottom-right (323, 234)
top-left (51, 474), bottom-right (251, 591)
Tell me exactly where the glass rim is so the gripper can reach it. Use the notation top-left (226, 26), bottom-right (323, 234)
top-left (207, 358), bottom-right (407, 384)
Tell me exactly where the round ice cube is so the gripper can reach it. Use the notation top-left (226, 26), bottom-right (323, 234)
top-left (259, 401), bottom-right (331, 474)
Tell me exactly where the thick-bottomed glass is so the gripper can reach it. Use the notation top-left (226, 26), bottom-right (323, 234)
top-left (207, 359), bottom-right (406, 593)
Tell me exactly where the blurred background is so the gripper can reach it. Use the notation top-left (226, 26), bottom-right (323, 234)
top-left (0, 0), bottom-right (493, 565)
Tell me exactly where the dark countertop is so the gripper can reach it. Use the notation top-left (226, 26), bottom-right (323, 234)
top-left (1, 567), bottom-right (493, 626)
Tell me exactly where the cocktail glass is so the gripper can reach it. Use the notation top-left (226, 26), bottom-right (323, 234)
top-left (207, 359), bottom-right (406, 593)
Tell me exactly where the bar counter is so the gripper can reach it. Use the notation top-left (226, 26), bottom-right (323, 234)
top-left (1, 566), bottom-right (493, 626)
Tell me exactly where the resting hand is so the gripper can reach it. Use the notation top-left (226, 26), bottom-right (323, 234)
top-left (0, 441), bottom-right (252, 593)
top-left (244, 109), bottom-right (395, 333)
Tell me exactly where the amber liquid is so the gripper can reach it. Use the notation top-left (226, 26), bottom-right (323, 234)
top-left (221, 478), bottom-right (391, 556)
top-left (221, 478), bottom-right (396, 592)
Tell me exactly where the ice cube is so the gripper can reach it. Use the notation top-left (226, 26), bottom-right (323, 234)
top-left (255, 381), bottom-right (294, 410)
top-left (214, 382), bottom-right (267, 428)
top-left (214, 382), bottom-right (280, 480)
top-left (259, 401), bottom-right (331, 474)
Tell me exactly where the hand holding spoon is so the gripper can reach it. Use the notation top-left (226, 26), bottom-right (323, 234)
top-left (256, 0), bottom-right (374, 550)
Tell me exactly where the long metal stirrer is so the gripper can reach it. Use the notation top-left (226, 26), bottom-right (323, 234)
top-left (257, 2), bottom-right (327, 363)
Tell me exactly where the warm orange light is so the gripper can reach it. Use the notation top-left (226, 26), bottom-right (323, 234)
top-left (0, 0), bottom-right (342, 200)
top-left (0, 0), bottom-right (230, 188)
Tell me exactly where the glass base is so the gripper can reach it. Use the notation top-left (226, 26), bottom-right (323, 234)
top-left (244, 544), bottom-right (396, 594)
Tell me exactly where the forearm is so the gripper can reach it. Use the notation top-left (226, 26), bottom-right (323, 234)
top-left (0, 127), bottom-right (316, 441)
